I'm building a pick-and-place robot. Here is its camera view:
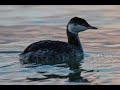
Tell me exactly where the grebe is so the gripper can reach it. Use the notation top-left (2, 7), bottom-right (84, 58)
top-left (19, 17), bottom-right (97, 65)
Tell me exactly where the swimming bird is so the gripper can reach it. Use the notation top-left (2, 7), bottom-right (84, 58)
top-left (19, 17), bottom-right (97, 65)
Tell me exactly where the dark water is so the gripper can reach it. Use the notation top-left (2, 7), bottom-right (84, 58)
top-left (0, 5), bottom-right (120, 85)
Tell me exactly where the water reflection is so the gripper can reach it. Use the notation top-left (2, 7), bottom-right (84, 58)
top-left (68, 60), bottom-right (90, 83)
top-left (0, 5), bottom-right (120, 85)
top-left (26, 59), bottom-right (94, 83)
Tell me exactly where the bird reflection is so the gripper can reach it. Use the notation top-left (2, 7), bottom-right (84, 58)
top-left (67, 60), bottom-right (89, 82)
top-left (27, 60), bottom-right (94, 83)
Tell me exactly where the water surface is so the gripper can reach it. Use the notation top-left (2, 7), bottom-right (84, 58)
top-left (0, 5), bottom-right (120, 85)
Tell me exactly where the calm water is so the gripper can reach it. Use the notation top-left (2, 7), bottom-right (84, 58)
top-left (0, 5), bottom-right (120, 85)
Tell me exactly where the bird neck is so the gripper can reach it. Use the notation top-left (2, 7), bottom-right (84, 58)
top-left (67, 28), bottom-right (83, 52)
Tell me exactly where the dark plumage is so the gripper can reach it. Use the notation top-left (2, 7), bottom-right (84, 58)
top-left (20, 40), bottom-right (83, 64)
top-left (19, 17), bottom-right (97, 65)
top-left (68, 17), bottom-right (90, 27)
top-left (22, 40), bottom-right (75, 54)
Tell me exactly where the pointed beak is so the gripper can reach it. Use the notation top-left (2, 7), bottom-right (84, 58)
top-left (87, 26), bottom-right (97, 29)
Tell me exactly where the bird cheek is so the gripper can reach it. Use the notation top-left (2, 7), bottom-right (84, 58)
top-left (79, 26), bottom-right (87, 32)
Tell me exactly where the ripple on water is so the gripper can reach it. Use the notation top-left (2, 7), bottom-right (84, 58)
top-left (0, 5), bottom-right (120, 85)
top-left (0, 52), bottom-right (120, 85)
